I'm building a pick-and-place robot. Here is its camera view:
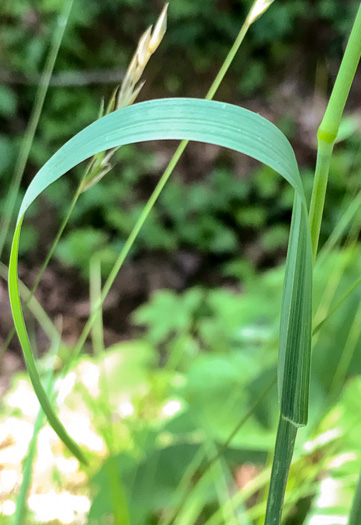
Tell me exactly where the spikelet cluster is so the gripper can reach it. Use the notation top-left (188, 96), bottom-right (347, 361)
top-left (80, 4), bottom-right (168, 193)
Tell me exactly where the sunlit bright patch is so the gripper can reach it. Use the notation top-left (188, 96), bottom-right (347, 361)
top-left (62, 412), bottom-right (104, 451)
top-left (0, 417), bottom-right (33, 464)
top-left (162, 400), bottom-right (182, 418)
top-left (6, 379), bottom-right (39, 418)
top-left (317, 477), bottom-right (341, 508)
top-left (0, 500), bottom-right (16, 516)
top-left (308, 515), bottom-right (347, 525)
top-left (118, 400), bottom-right (134, 418)
top-left (77, 361), bottom-right (100, 397)
top-left (328, 452), bottom-right (357, 469)
top-left (0, 469), bottom-right (18, 493)
top-left (28, 491), bottom-right (90, 524)
top-left (56, 455), bottom-right (79, 475)
top-left (303, 429), bottom-right (340, 452)
top-left (55, 372), bottom-right (77, 405)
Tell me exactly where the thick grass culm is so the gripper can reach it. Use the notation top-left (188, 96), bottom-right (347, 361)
top-left (265, 3), bottom-right (361, 523)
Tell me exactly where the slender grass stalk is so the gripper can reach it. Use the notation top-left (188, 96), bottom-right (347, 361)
top-left (13, 409), bottom-right (47, 525)
top-left (312, 189), bottom-right (361, 336)
top-left (89, 255), bottom-right (105, 354)
top-left (313, 273), bottom-right (361, 335)
top-left (162, 376), bottom-right (277, 525)
top-left (205, 377), bottom-right (277, 473)
top-left (172, 437), bottom-right (243, 525)
top-left (205, 0), bottom-right (274, 100)
top-left (71, 0), bottom-right (274, 359)
top-left (89, 256), bottom-right (130, 525)
top-left (318, 191), bottom-right (361, 260)
top-left (0, 0), bottom-right (75, 259)
top-left (72, 141), bottom-right (187, 358)
top-left (203, 442), bottom-right (239, 525)
top-left (309, 4), bottom-right (361, 260)
top-left (205, 468), bottom-right (272, 525)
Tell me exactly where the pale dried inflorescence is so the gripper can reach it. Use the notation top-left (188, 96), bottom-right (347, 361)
top-left (80, 4), bottom-right (168, 192)
top-left (117, 3), bottom-right (167, 108)
top-left (247, 0), bottom-right (274, 25)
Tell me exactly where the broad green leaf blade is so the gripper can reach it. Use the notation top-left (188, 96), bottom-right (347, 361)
top-left (8, 97), bottom-right (312, 460)
top-left (279, 195), bottom-right (313, 425)
top-left (17, 99), bottom-right (304, 219)
top-left (265, 416), bottom-right (298, 524)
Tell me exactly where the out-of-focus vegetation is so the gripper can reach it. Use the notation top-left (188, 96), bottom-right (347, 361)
top-left (1, 0), bottom-right (361, 524)
top-left (1, 0), bottom-right (360, 274)
top-left (3, 249), bottom-right (361, 523)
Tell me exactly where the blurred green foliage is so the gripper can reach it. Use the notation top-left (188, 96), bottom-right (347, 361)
top-left (6, 246), bottom-right (359, 523)
top-left (0, 0), bottom-right (360, 276)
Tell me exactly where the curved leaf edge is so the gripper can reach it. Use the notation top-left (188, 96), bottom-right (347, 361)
top-left (8, 97), bottom-right (312, 461)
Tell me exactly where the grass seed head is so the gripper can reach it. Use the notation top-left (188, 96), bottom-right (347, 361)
top-left (117, 4), bottom-right (168, 110)
top-left (80, 4), bottom-right (168, 193)
top-left (149, 3), bottom-right (168, 53)
top-left (248, 0), bottom-right (274, 24)
top-left (137, 26), bottom-right (153, 69)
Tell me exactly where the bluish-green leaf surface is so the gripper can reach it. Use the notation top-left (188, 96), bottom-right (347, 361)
top-left (8, 98), bottom-right (312, 462)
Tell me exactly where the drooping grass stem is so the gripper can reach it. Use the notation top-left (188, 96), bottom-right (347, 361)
top-left (309, 3), bottom-right (361, 260)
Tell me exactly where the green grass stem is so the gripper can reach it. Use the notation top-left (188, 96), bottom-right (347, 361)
top-left (89, 256), bottom-right (130, 524)
top-left (309, 3), bottom-right (361, 260)
top-left (70, 0), bottom-right (275, 358)
top-left (205, 0), bottom-right (269, 100)
top-left (0, 0), bottom-right (75, 259)
top-left (309, 141), bottom-right (334, 260)
top-left (318, 3), bottom-right (361, 144)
